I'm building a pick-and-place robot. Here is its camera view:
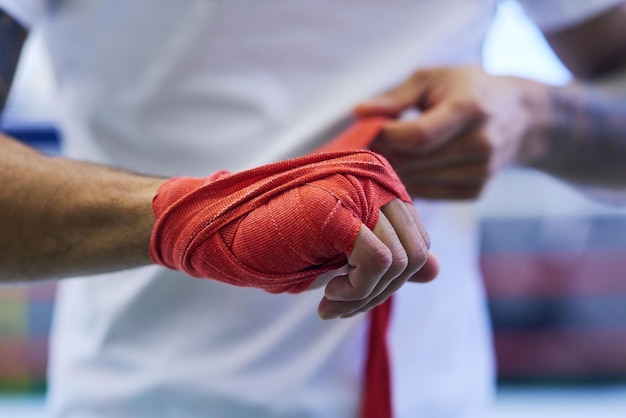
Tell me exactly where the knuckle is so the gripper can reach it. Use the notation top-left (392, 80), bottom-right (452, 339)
top-left (476, 133), bottom-right (494, 154)
top-left (386, 278), bottom-right (406, 295)
top-left (358, 294), bottom-right (392, 315)
top-left (326, 301), bottom-right (359, 318)
top-left (389, 248), bottom-right (409, 277)
top-left (472, 186), bottom-right (485, 199)
top-left (370, 245), bottom-right (393, 271)
top-left (422, 232), bottom-right (431, 250)
top-left (351, 286), bottom-right (373, 301)
top-left (473, 162), bottom-right (492, 179)
top-left (362, 298), bottom-right (388, 313)
top-left (453, 99), bottom-right (487, 123)
top-left (339, 301), bottom-right (363, 316)
top-left (487, 163), bottom-right (500, 179)
top-left (409, 124), bottom-right (433, 149)
top-left (350, 277), bottom-right (380, 301)
top-left (464, 186), bottom-right (483, 200)
top-left (405, 245), bottom-right (428, 274)
top-left (409, 69), bottom-right (427, 84)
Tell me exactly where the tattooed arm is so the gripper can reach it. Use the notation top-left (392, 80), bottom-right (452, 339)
top-left (354, 2), bottom-right (626, 200)
top-left (518, 1), bottom-right (626, 191)
top-left (519, 80), bottom-right (626, 191)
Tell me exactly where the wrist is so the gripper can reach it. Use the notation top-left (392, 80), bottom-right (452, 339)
top-left (505, 76), bottom-right (556, 166)
top-left (45, 157), bottom-right (167, 274)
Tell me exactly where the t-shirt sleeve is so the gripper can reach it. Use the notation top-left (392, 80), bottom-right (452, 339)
top-left (0, 0), bottom-right (46, 29)
top-left (517, 0), bottom-right (624, 33)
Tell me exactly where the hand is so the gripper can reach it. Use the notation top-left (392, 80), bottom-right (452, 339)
top-left (151, 150), bottom-right (437, 309)
top-left (315, 198), bottom-right (439, 320)
top-left (355, 65), bottom-right (536, 200)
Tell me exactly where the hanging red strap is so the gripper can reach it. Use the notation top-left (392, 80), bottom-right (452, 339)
top-left (314, 117), bottom-right (394, 418)
top-left (361, 297), bottom-right (394, 418)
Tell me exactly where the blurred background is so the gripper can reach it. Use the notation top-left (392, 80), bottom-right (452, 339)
top-left (2, 1), bottom-right (626, 416)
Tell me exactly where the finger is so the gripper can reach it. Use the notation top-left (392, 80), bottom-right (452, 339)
top-left (403, 199), bottom-right (439, 282)
top-left (326, 200), bottom-right (430, 319)
top-left (399, 163), bottom-right (491, 186)
top-left (341, 276), bottom-right (406, 318)
top-left (339, 202), bottom-right (431, 317)
top-left (309, 264), bottom-right (350, 289)
top-left (380, 199), bottom-right (429, 276)
top-left (375, 101), bottom-right (483, 155)
top-left (323, 224), bottom-right (392, 303)
top-left (357, 209), bottom-right (409, 301)
top-left (391, 157), bottom-right (488, 198)
top-left (408, 251), bottom-right (439, 283)
top-left (403, 201), bottom-right (430, 249)
top-left (340, 251), bottom-right (440, 318)
top-left (381, 131), bottom-right (490, 173)
top-left (323, 210), bottom-right (408, 303)
top-left (353, 75), bottom-right (428, 118)
top-left (404, 183), bottom-right (484, 200)
top-left (319, 207), bottom-right (411, 318)
top-left (392, 154), bottom-right (489, 173)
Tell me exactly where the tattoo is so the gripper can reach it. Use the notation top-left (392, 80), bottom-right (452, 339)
top-left (0, 9), bottom-right (27, 115)
top-left (535, 83), bottom-right (626, 189)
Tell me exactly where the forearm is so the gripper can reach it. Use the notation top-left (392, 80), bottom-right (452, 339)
top-left (0, 133), bottom-right (164, 281)
top-left (516, 73), bottom-right (626, 189)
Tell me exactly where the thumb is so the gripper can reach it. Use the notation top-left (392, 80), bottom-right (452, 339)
top-left (353, 76), bottom-right (427, 118)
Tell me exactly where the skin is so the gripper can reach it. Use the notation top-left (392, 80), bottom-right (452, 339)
top-left (355, 2), bottom-right (626, 200)
top-left (317, 202), bottom-right (439, 319)
top-left (3, 1), bottom-right (625, 319)
top-left (0, 9), bottom-right (437, 319)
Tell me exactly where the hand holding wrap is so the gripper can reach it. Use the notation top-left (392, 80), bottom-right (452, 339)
top-left (149, 149), bottom-right (411, 293)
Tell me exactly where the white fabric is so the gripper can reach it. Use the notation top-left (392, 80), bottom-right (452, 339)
top-left (40, 2), bottom-right (496, 417)
top-left (0, 0), bottom-right (617, 417)
top-left (518, 0), bottom-right (624, 33)
top-left (0, 0), bottom-right (44, 28)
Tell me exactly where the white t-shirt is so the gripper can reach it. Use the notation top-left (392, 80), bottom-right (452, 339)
top-left (0, 0), bottom-right (621, 417)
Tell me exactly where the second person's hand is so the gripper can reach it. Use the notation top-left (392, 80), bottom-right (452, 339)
top-left (354, 65), bottom-right (543, 200)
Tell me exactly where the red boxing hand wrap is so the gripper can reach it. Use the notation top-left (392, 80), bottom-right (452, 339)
top-left (149, 150), bottom-right (410, 293)
top-left (150, 116), bottom-right (403, 418)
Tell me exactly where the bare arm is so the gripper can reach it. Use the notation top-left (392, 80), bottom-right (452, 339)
top-left (0, 9), bottom-right (164, 281)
